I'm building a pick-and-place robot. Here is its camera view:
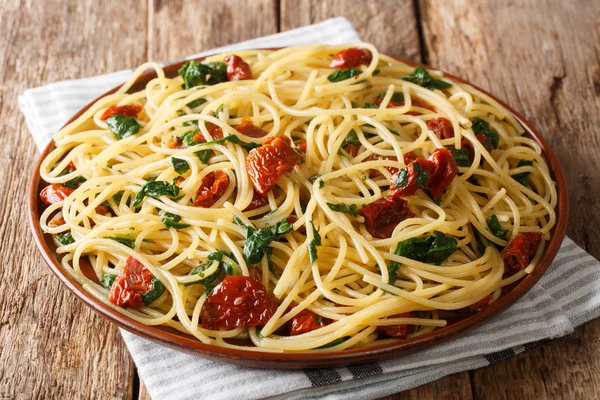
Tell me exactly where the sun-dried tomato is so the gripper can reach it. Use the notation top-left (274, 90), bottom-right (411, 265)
top-left (359, 196), bottom-right (412, 239)
top-left (377, 312), bottom-right (414, 338)
top-left (330, 48), bottom-right (373, 69)
top-left (194, 171), bottom-right (229, 207)
top-left (245, 136), bottom-right (301, 195)
top-left (390, 148), bottom-right (457, 200)
top-left (224, 54), bottom-right (253, 81)
top-left (108, 256), bottom-right (154, 308)
top-left (100, 104), bottom-right (143, 121)
top-left (244, 191), bottom-right (269, 211)
top-left (235, 118), bottom-right (268, 138)
top-left (502, 232), bottom-right (542, 274)
top-left (428, 117), bottom-right (454, 139)
top-left (285, 214), bottom-right (307, 234)
top-left (200, 275), bottom-right (276, 329)
top-left (40, 184), bottom-right (74, 206)
top-left (343, 143), bottom-right (360, 157)
top-left (290, 307), bottom-right (326, 335)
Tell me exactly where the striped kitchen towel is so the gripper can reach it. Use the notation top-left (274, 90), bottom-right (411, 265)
top-left (19, 17), bottom-right (600, 400)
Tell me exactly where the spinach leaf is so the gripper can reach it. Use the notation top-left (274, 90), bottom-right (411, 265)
top-left (142, 278), bottom-right (166, 305)
top-left (56, 232), bottom-right (74, 245)
top-left (223, 262), bottom-right (238, 276)
top-left (471, 117), bottom-right (499, 149)
top-left (194, 149), bottom-right (212, 163)
top-left (131, 180), bottom-right (181, 207)
top-left (373, 68), bottom-right (381, 75)
top-left (185, 251), bottom-right (224, 286)
top-left (159, 210), bottom-right (190, 229)
top-left (446, 146), bottom-right (472, 167)
top-left (513, 159), bottom-right (534, 186)
top-left (308, 174), bottom-right (321, 183)
top-left (178, 60), bottom-right (228, 88)
top-left (393, 230), bottom-right (457, 266)
top-left (401, 66), bottom-right (452, 90)
top-left (171, 157), bottom-right (190, 175)
top-left (327, 202), bottom-right (358, 217)
top-left (100, 274), bottom-right (116, 289)
top-left (179, 129), bottom-right (201, 146)
top-left (265, 247), bottom-right (276, 275)
top-left (234, 218), bottom-right (293, 264)
top-left (364, 102), bottom-right (378, 109)
top-left (475, 230), bottom-right (491, 256)
top-left (106, 235), bottom-right (136, 249)
top-left (308, 222), bottom-right (321, 264)
top-left (318, 179), bottom-right (324, 189)
top-left (341, 130), bottom-right (360, 147)
top-left (197, 135), bottom-right (259, 152)
top-left (486, 214), bottom-right (508, 239)
top-left (387, 261), bottom-right (401, 284)
top-left (105, 114), bottom-right (141, 140)
top-left (182, 120), bottom-right (197, 127)
top-left (327, 68), bottom-right (362, 82)
top-left (413, 162), bottom-right (430, 186)
top-left (187, 97), bottom-right (207, 108)
top-left (394, 169), bottom-right (409, 189)
top-left (57, 165), bottom-right (87, 189)
top-left (378, 92), bottom-right (404, 103)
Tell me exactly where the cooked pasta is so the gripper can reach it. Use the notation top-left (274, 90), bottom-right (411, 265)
top-left (38, 44), bottom-right (556, 351)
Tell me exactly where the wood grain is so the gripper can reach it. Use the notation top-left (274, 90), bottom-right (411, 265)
top-left (420, 0), bottom-right (600, 398)
top-left (0, 1), bottom-right (147, 399)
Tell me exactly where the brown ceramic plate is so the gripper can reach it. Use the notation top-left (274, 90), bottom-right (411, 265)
top-left (28, 52), bottom-right (569, 369)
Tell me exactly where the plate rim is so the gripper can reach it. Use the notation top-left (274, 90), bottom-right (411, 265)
top-left (27, 50), bottom-right (569, 369)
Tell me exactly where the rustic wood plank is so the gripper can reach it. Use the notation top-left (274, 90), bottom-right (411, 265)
top-left (419, 0), bottom-right (600, 399)
top-left (0, 1), bottom-right (149, 399)
top-left (147, 0), bottom-right (279, 62)
top-left (280, 0), bottom-right (422, 61)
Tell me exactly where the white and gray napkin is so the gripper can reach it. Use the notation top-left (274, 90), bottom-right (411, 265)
top-left (20, 17), bottom-right (600, 400)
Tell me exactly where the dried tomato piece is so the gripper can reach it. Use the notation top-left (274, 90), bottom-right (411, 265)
top-left (502, 232), bottom-right (543, 274)
top-left (207, 123), bottom-right (224, 139)
top-left (359, 196), bottom-right (412, 239)
top-left (296, 140), bottom-right (307, 153)
top-left (244, 191), bottom-right (269, 211)
top-left (468, 295), bottom-right (494, 314)
top-left (194, 171), bottom-right (229, 207)
top-left (330, 48), bottom-right (373, 69)
top-left (235, 118), bottom-right (268, 138)
top-left (428, 117), bottom-right (454, 139)
top-left (200, 275), bottom-right (276, 329)
top-left (40, 184), bottom-right (74, 206)
top-left (377, 312), bottom-right (414, 338)
top-left (248, 265), bottom-right (263, 282)
top-left (285, 214), bottom-right (307, 234)
top-left (390, 148), bottom-right (457, 201)
top-left (290, 307), bottom-right (326, 335)
top-left (108, 256), bottom-right (154, 308)
top-left (344, 143), bottom-right (360, 158)
top-left (245, 135), bottom-right (301, 195)
top-left (95, 205), bottom-right (111, 215)
top-left (224, 54), bottom-right (253, 81)
top-left (48, 218), bottom-right (66, 227)
top-left (100, 104), bottom-right (143, 121)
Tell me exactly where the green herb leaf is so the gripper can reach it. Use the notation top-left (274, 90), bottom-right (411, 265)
top-left (178, 60), bottom-right (227, 89)
top-left (446, 146), bottom-right (472, 167)
top-left (56, 232), bottom-right (75, 245)
top-left (308, 222), bottom-right (321, 264)
top-left (378, 92), bottom-right (404, 103)
top-left (394, 230), bottom-right (457, 266)
top-left (364, 103), bottom-right (378, 109)
top-left (100, 274), bottom-right (116, 289)
top-left (317, 336), bottom-right (349, 349)
top-left (223, 263), bottom-right (238, 276)
top-left (471, 117), bottom-right (500, 149)
top-left (185, 252), bottom-right (224, 286)
top-left (265, 247), bottom-right (276, 275)
top-left (475, 229), bottom-right (492, 256)
top-left (159, 210), bottom-right (190, 229)
top-left (327, 202), bottom-right (358, 217)
top-left (236, 218), bottom-right (293, 265)
top-left (513, 159), bottom-right (534, 186)
top-left (142, 278), bottom-right (166, 305)
top-left (171, 157), bottom-right (190, 175)
top-left (197, 134), bottom-right (259, 152)
top-left (308, 174), bottom-right (321, 183)
top-left (486, 214), bottom-right (508, 239)
top-left (413, 162), bottom-right (430, 186)
top-left (387, 261), bottom-right (401, 284)
top-left (105, 114), bottom-right (141, 140)
top-left (187, 98), bottom-right (207, 108)
top-left (318, 179), bottom-right (324, 189)
top-left (106, 235), bottom-right (136, 249)
top-left (341, 130), bottom-right (360, 148)
top-left (57, 165), bottom-right (87, 189)
top-left (131, 181), bottom-right (181, 208)
top-left (394, 169), bottom-right (409, 189)
top-left (401, 66), bottom-right (452, 90)
top-left (327, 68), bottom-right (362, 82)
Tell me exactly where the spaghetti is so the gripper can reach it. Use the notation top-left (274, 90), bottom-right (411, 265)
top-left (38, 44), bottom-right (556, 351)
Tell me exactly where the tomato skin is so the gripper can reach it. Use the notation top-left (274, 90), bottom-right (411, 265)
top-left (343, 143), bottom-right (360, 158)
top-left (369, 152), bottom-right (417, 179)
top-left (100, 104), bottom-right (142, 121)
top-left (244, 191), bottom-right (269, 211)
top-left (40, 184), bottom-right (74, 206)
top-left (194, 171), bottom-right (229, 207)
top-left (330, 48), bottom-right (373, 69)
top-left (502, 232), bottom-right (542, 274)
top-left (285, 214), bottom-right (307, 234)
top-left (359, 196), bottom-right (412, 239)
top-left (95, 205), bottom-right (111, 215)
top-left (428, 117), bottom-right (454, 139)
top-left (109, 256), bottom-right (154, 308)
top-left (296, 140), bottom-right (307, 153)
top-left (245, 135), bottom-right (301, 195)
top-left (224, 55), bottom-right (253, 81)
top-left (290, 307), bottom-right (326, 335)
top-left (377, 312), bottom-right (414, 338)
top-left (390, 148), bottom-right (457, 201)
top-left (235, 118), bottom-right (268, 138)
top-left (201, 275), bottom-right (276, 329)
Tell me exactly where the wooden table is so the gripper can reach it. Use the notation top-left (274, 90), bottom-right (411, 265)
top-left (1, 0), bottom-right (599, 398)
